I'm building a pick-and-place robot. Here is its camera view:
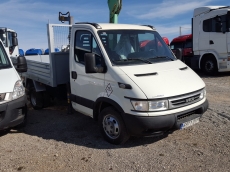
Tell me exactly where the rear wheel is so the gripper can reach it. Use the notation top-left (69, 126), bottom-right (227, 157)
top-left (202, 57), bottom-right (217, 75)
top-left (99, 107), bottom-right (130, 145)
top-left (29, 87), bottom-right (43, 110)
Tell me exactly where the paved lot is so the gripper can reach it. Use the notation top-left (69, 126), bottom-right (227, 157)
top-left (0, 71), bottom-right (229, 172)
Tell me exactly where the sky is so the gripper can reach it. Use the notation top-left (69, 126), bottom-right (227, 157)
top-left (0, 0), bottom-right (229, 51)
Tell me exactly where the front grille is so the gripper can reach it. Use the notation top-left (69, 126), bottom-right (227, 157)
top-left (168, 89), bottom-right (203, 109)
top-left (171, 94), bottom-right (200, 106)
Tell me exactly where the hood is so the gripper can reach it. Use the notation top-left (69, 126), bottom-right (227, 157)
top-left (0, 68), bottom-right (19, 93)
top-left (119, 60), bottom-right (205, 98)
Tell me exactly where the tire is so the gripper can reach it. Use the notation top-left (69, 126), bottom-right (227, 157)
top-left (99, 107), bottom-right (130, 145)
top-left (29, 87), bottom-right (43, 110)
top-left (202, 57), bottom-right (217, 75)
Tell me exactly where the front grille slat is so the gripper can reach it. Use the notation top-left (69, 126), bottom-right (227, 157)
top-left (168, 90), bottom-right (203, 109)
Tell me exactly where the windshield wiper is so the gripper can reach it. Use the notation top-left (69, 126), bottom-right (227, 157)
top-left (127, 58), bottom-right (152, 64)
top-left (147, 56), bottom-right (173, 61)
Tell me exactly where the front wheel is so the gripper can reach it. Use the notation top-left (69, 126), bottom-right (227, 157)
top-left (99, 107), bottom-right (130, 145)
top-left (202, 57), bottom-right (217, 75)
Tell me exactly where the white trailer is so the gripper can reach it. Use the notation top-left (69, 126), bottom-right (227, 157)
top-left (192, 6), bottom-right (230, 74)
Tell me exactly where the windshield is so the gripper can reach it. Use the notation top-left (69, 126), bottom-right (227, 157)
top-left (170, 42), bottom-right (184, 50)
top-left (98, 30), bottom-right (176, 66)
top-left (0, 42), bottom-right (11, 69)
top-left (184, 39), bottom-right (192, 48)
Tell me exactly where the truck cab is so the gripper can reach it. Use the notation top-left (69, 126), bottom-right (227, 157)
top-left (0, 39), bottom-right (27, 131)
top-left (0, 28), bottom-right (19, 59)
top-left (192, 6), bottom-right (230, 74)
top-left (170, 34), bottom-right (193, 64)
top-left (68, 23), bottom-right (208, 144)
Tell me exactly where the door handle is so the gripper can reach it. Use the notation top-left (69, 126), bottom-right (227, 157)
top-left (71, 71), bottom-right (77, 79)
top-left (209, 40), bottom-right (214, 44)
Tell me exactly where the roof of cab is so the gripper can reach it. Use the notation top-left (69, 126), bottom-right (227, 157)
top-left (171, 34), bottom-right (192, 43)
top-left (73, 23), bottom-right (156, 31)
top-left (193, 6), bottom-right (229, 17)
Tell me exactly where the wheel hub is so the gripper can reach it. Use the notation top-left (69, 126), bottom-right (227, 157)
top-left (103, 115), bottom-right (120, 139)
top-left (205, 60), bottom-right (214, 71)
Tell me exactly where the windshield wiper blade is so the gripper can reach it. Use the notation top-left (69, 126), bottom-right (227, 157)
top-left (127, 58), bottom-right (152, 64)
top-left (147, 56), bottom-right (173, 61)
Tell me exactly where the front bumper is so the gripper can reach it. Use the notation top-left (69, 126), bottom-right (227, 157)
top-left (0, 95), bottom-right (27, 130)
top-left (122, 99), bottom-right (209, 136)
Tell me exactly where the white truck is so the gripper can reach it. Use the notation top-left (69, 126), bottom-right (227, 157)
top-left (185, 6), bottom-right (230, 74)
top-left (0, 27), bottom-right (20, 58)
top-left (0, 37), bottom-right (27, 131)
top-left (18, 23), bottom-right (208, 144)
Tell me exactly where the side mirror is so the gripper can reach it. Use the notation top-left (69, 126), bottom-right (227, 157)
top-left (16, 56), bottom-right (27, 73)
top-left (0, 29), bottom-right (5, 34)
top-left (12, 37), bottom-right (18, 46)
top-left (12, 32), bottom-right (17, 37)
top-left (84, 53), bottom-right (106, 73)
top-left (175, 48), bottom-right (182, 60)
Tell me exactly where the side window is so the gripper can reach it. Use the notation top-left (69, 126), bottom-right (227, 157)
top-left (203, 19), bottom-right (211, 32)
top-left (184, 39), bottom-right (192, 48)
top-left (92, 37), bottom-right (101, 56)
top-left (0, 43), bottom-right (10, 68)
top-left (228, 14), bottom-right (230, 32)
top-left (74, 30), bottom-right (102, 66)
top-left (203, 15), bottom-right (227, 33)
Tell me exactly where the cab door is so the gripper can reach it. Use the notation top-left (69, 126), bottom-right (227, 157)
top-left (209, 12), bottom-right (227, 56)
top-left (198, 15), bottom-right (211, 51)
top-left (227, 12), bottom-right (230, 53)
top-left (70, 28), bottom-right (105, 117)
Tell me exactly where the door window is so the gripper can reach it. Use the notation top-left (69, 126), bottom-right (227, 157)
top-left (74, 30), bottom-right (103, 66)
top-left (0, 43), bottom-right (11, 69)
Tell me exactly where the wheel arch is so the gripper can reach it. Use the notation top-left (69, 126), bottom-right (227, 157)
top-left (199, 52), bottom-right (219, 69)
top-left (93, 97), bottom-right (124, 121)
top-left (24, 79), bottom-right (46, 92)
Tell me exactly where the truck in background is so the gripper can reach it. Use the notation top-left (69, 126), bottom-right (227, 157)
top-left (0, 27), bottom-right (20, 58)
top-left (171, 6), bottom-right (230, 75)
top-left (170, 34), bottom-right (193, 64)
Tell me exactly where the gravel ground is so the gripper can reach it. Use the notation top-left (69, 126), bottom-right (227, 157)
top-left (0, 71), bottom-right (229, 172)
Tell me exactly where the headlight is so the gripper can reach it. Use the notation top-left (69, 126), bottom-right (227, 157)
top-left (149, 100), bottom-right (168, 111)
top-left (11, 80), bottom-right (25, 100)
top-left (199, 88), bottom-right (206, 99)
top-left (131, 99), bottom-right (168, 111)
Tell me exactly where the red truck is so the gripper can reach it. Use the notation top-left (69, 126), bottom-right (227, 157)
top-left (170, 34), bottom-right (193, 65)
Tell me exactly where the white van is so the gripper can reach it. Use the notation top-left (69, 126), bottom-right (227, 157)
top-left (0, 40), bottom-right (27, 131)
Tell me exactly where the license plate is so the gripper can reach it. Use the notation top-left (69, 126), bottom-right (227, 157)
top-left (180, 118), bottom-right (200, 129)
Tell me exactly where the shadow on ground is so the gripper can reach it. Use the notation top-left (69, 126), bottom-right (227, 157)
top-left (8, 105), bottom-right (170, 149)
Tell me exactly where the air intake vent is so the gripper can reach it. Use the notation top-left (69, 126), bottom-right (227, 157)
top-left (179, 67), bottom-right (188, 71)
top-left (177, 111), bottom-right (195, 121)
top-left (134, 72), bottom-right (157, 77)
